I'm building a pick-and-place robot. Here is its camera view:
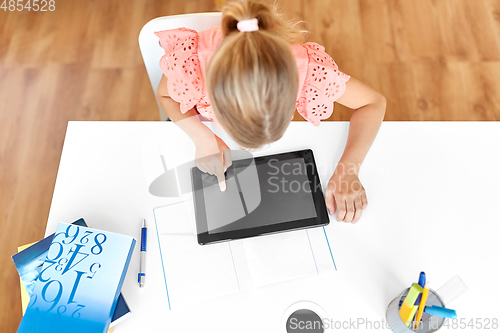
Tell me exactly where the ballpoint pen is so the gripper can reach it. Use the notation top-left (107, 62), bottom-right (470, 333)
top-left (415, 271), bottom-right (426, 304)
top-left (138, 219), bottom-right (147, 287)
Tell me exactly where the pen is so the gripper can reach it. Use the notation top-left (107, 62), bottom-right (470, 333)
top-left (138, 219), bottom-right (147, 287)
top-left (415, 271), bottom-right (426, 304)
top-left (418, 272), bottom-right (426, 287)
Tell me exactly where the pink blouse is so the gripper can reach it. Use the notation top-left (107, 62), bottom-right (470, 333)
top-left (155, 26), bottom-right (350, 126)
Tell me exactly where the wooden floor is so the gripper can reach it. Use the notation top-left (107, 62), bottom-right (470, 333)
top-left (1, 0), bottom-right (499, 331)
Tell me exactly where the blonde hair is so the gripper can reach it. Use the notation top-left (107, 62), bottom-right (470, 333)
top-left (206, 0), bottom-right (307, 148)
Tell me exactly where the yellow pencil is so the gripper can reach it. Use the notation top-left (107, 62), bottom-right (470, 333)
top-left (415, 284), bottom-right (429, 329)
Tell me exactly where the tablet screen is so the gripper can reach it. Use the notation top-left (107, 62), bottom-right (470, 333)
top-left (201, 157), bottom-right (318, 234)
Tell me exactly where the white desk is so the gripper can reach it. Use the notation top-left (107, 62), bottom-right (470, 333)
top-left (46, 121), bottom-right (500, 332)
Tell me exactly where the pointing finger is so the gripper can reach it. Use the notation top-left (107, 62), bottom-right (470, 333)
top-left (215, 162), bottom-right (226, 192)
top-left (223, 149), bottom-right (233, 172)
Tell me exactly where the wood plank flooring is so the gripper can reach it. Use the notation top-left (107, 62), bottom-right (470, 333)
top-left (1, 1), bottom-right (499, 331)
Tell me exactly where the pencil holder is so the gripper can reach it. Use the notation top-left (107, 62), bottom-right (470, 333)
top-left (386, 288), bottom-right (446, 333)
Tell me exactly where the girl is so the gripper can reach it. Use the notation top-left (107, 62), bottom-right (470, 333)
top-left (156, 0), bottom-right (386, 224)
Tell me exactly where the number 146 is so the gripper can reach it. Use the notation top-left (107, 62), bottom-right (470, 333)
top-left (1, 0), bottom-right (56, 11)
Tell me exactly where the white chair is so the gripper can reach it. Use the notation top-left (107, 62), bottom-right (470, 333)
top-left (139, 13), bottom-right (222, 121)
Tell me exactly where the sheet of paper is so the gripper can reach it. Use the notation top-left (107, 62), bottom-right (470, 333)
top-left (154, 200), bottom-right (246, 310)
top-left (154, 200), bottom-right (335, 310)
top-left (243, 229), bottom-right (330, 287)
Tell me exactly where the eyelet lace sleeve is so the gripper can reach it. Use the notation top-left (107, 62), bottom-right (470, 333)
top-left (295, 43), bottom-right (351, 126)
top-left (155, 28), bottom-right (204, 114)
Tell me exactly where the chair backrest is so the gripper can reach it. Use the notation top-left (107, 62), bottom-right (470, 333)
top-left (138, 13), bottom-right (222, 120)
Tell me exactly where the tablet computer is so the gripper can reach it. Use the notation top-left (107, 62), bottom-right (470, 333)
top-left (191, 149), bottom-right (330, 245)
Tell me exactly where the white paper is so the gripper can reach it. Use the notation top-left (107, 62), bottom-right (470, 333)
top-left (154, 200), bottom-right (335, 310)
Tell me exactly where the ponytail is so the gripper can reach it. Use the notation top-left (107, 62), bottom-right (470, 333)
top-left (221, 0), bottom-right (307, 44)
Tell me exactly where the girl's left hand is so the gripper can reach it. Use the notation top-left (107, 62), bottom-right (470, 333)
top-left (325, 165), bottom-right (368, 223)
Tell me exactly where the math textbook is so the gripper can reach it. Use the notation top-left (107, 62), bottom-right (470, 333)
top-left (12, 218), bottom-right (132, 327)
top-left (12, 219), bottom-right (87, 297)
top-left (17, 223), bottom-right (136, 333)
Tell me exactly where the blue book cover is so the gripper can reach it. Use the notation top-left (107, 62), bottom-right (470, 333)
top-left (12, 219), bottom-right (131, 325)
top-left (12, 219), bottom-right (87, 296)
top-left (17, 223), bottom-right (136, 333)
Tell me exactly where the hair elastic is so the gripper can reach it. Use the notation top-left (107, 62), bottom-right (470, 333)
top-left (237, 18), bottom-right (259, 32)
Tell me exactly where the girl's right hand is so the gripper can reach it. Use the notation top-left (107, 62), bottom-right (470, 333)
top-left (194, 134), bottom-right (232, 191)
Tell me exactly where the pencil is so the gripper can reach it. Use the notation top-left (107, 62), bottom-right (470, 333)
top-left (415, 284), bottom-right (429, 329)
